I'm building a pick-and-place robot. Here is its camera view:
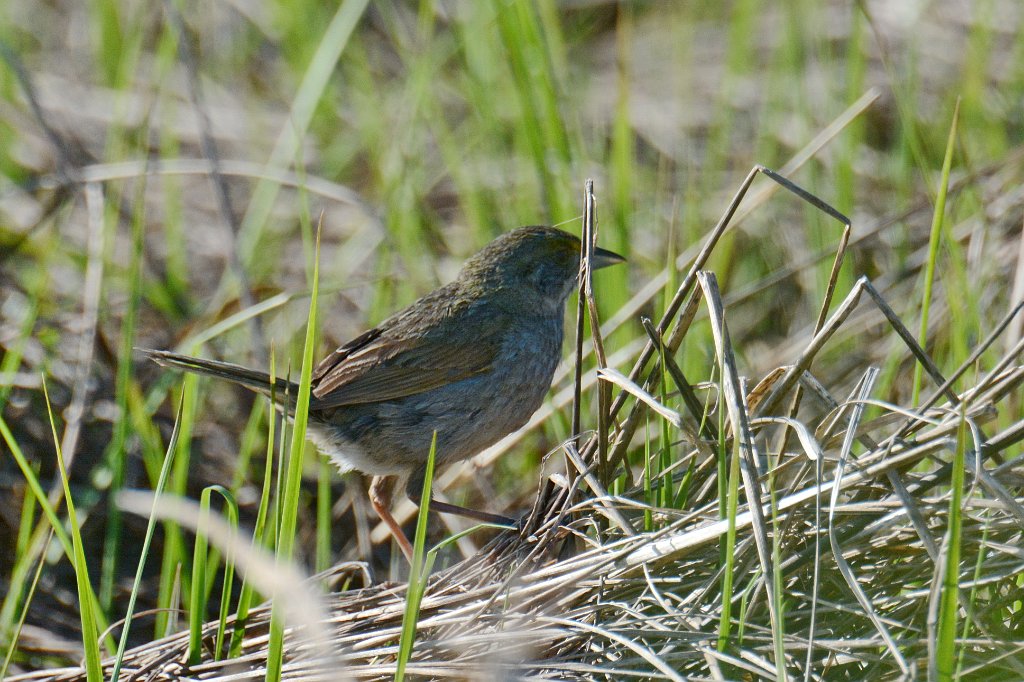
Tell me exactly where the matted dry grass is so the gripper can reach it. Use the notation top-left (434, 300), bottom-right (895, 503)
top-left (10, 165), bottom-right (1024, 681)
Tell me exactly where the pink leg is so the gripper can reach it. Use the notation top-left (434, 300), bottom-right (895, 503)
top-left (369, 475), bottom-right (414, 561)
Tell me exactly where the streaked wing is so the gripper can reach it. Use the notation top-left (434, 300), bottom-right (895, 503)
top-left (311, 296), bottom-right (505, 408)
top-left (311, 327), bottom-right (382, 383)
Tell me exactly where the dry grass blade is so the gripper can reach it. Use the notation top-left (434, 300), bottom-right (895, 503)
top-left (53, 182), bottom-right (105, 473)
top-left (696, 271), bottom-right (781, 650)
top-left (826, 368), bottom-right (910, 676)
top-left (8, 158), bottom-right (1024, 682)
top-left (52, 163), bottom-right (1024, 679)
top-left (11, 339), bottom-right (1024, 679)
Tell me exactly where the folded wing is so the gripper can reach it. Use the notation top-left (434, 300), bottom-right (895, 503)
top-left (311, 292), bottom-right (504, 408)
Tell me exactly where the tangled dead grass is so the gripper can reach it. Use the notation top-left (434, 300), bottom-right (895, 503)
top-left (10, 166), bottom-right (1024, 681)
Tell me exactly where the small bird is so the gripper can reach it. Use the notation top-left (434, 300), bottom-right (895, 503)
top-left (144, 226), bottom-right (624, 559)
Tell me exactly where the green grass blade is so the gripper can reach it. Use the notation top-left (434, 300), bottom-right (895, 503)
top-left (235, 0), bottom-right (370, 269)
top-left (109, 393), bottom-right (186, 680)
top-left (155, 373), bottom-right (197, 638)
top-left (182, 293), bottom-right (292, 351)
top-left (230, 353), bottom-right (278, 657)
top-left (0, 528), bottom-right (51, 679)
top-left (935, 404), bottom-right (968, 679)
top-left (211, 488), bottom-right (238, 661)
top-left (494, 0), bottom-right (574, 220)
top-left (99, 170), bottom-right (147, 613)
top-left (188, 485), bottom-right (237, 664)
top-left (0, 416), bottom-right (113, 651)
top-left (0, 269), bottom-right (43, 410)
top-left (187, 488), bottom-right (209, 664)
top-left (912, 98), bottom-right (960, 404)
top-left (395, 431), bottom-right (437, 682)
top-left (42, 378), bottom-right (103, 682)
top-left (266, 220), bottom-right (321, 682)
top-left (642, 419), bottom-right (653, 531)
top-left (717, 433), bottom-right (741, 652)
top-left (0, 465), bottom-right (42, 647)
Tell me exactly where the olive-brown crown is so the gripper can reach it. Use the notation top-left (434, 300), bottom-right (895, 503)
top-left (457, 226), bottom-right (623, 316)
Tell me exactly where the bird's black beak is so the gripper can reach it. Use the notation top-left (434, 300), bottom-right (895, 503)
top-left (590, 245), bottom-right (627, 270)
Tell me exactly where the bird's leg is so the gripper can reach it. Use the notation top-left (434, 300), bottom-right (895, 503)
top-left (369, 475), bottom-right (414, 560)
top-left (405, 470), bottom-right (516, 527)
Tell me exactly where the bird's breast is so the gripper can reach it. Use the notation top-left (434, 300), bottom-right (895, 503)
top-left (481, 315), bottom-right (563, 412)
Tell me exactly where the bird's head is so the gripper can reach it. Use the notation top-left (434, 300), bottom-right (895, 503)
top-left (457, 226), bottom-right (625, 316)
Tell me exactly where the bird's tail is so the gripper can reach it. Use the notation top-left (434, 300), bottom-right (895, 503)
top-left (141, 349), bottom-right (301, 404)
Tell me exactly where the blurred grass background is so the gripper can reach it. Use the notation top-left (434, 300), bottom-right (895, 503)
top-left (1, 0), bottom-right (1023, 673)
